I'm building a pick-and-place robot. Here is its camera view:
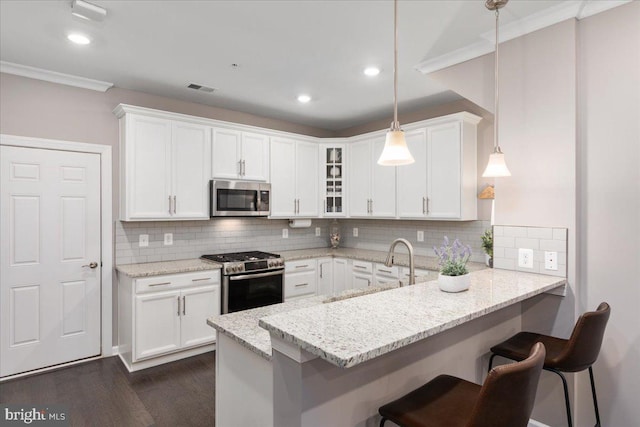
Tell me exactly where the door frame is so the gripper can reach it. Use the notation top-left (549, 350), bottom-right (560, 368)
top-left (1, 134), bottom-right (113, 358)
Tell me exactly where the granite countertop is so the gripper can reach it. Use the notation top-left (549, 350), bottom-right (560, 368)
top-left (116, 258), bottom-right (222, 278)
top-left (277, 247), bottom-right (486, 272)
top-left (259, 269), bottom-right (567, 369)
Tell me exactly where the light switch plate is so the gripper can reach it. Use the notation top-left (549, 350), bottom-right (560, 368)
top-left (518, 248), bottom-right (533, 268)
top-left (164, 233), bottom-right (173, 246)
top-left (545, 251), bottom-right (558, 270)
top-left (315, 227), bottom-right (321, 237)
top-left (417, 230), bottom-right (424, 242)
top-left (139, 234), bottom-right (149, 247)
top-left (282, 229), bottom-right (288, 238)
top-left (353, 227), bottom-right (358, 237)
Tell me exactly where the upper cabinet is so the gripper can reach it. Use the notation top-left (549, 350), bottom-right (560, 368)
top-left (397, 113), bottom-right (481, 220)
top-left (212, 129), bottom-right (269, 182)
top-left (116, 107), bottom-right (211, 221)
top-left (270, 138), bottom-right (319, 218)
top-left (348, 137), bottom-right (396, 218)
top-left (320, 143), bottom-right (347, 217)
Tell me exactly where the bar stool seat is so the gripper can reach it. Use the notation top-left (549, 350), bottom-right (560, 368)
top-left (379, 342), bottom-right (546, 427)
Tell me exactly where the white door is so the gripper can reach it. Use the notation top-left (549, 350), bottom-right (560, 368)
top-left (348, 140), bottom-right (371, 217)
top-left (427, 122), bottom-right (461, 218)
top-left (212, 128), bottom-right (242, 180)
top-left (241, 132), bottom-right (269, 181)
top-left (333, 258), bottom-right (349, 294)
top-left (317, 258), bottom-right (333, 296)
top-left (397, 130), bottom-right (428, 218)
top-left (1, 146), bottom-right (101, 377)
top-left (134, 291), bottom-right (181, 360)
top-left (269, 138), bottom-right (296, 217)
top-left (371, 138), bottom-right (397, 217)
top-left (180, 285), bottom-right (219, 348)
top-left (295, 141), bottom-right (319, 217)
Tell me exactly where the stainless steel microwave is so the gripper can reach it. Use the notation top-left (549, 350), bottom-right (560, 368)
top-left (210, 180), bottom-right (271, 217)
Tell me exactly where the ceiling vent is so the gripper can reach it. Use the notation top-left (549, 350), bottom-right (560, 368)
top-left (187, 83), bottom-right (215, 93)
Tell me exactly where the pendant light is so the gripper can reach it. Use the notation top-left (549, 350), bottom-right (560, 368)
top-left (377, 0), bottom-right (414, 166)
top-left (482, 0), bottom-right (511, 177)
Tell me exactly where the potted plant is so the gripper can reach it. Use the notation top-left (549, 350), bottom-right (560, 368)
top-left (481, 228), bottom-right (493, 268)
top-left (433, 237), bottom-right (472, 292)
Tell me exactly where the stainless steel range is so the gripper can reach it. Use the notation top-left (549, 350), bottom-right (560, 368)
top-left (201, 251), bottom-right (284, 314)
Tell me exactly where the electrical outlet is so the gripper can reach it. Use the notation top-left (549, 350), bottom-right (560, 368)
top-left (353, 227), bottom-right (358, 237)
top-left (518, 248), bottom-right (533, 268)
top-left (545, 251), bottom-right (558, 270)
top-left (139, 234), bottom-right (149, 247)
top-left (417, 230), bottom-right (424, 242)
top-left (282, 229), bottom-right (288, 238)
top-left (315, 227), bottom-right (321, 237)
top-left (164, 233), bottom-right (173, 246)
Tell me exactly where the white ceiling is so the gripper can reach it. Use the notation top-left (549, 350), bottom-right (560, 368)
top-left (0, 1), bottom-right (623, 131)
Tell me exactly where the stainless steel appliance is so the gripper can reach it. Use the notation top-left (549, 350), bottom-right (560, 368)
top-left (210, 180), bottom-right (271, 217)
top-left (201, 251), bottom-right (284, 314)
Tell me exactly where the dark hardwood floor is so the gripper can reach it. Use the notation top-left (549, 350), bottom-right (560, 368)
top-left (0, 352), bottom-right (216, 426)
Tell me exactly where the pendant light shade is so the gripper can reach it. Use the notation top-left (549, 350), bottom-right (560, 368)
top-left (482, 0), bottom-right (511, 177)
top-left (377, 0), bottom-right (414, 166)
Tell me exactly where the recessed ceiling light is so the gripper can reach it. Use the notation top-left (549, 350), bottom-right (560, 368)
top-left (364, 67), bottom-right (381, 76)
top-left (67, 33), bottom-right (91, 45)
top-left (297, 94), bottom-right (311, 103)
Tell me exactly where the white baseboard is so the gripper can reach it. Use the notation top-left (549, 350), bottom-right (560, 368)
top-left (112, 345), bottom-right (119, 355)
top-left (528, 420), bottom-right (551, 427)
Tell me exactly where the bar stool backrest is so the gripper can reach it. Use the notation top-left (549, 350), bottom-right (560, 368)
top-left (467, 342), bottom-right (546, 427)
top-left (556, 302), bottom-right (611, 372)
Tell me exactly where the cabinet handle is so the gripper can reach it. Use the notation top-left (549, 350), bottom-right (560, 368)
top-left (295, 283), bottom-right (308, 287)
top-left (324, 200), bottom-right (326, 214)
top-left (367, 279), bottom-right (371, 287)
top-left (149, 282), bottom-right (171, 287)
top-left (241, 160), bottom-right (246, 176)
top-left (295, 264), bottom-right (309, 269)
top-left (238, 160), bottom-right (242, 176)
top-left (423, 197), bottom-right (427, 215)
top-left (354, 265), bottom-right (367, 270)
top-left (177, 296), bottom-right (181, 316)
top-left (379, 269), bottom-right (392, 274)
top-left (426, 197), bottom-right (430, 214)
top-left (182, 296), bottom-right (186, 315)
top-left (173, 196), bottom-right (177, 214)
top-left (319, 264), bottom-right (323, 278)
top-left (168, 196), bottom-right (172, 215)
top-left (191, 277), bottom-right (212, 282)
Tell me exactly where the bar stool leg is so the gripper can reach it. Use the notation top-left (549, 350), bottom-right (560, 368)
top-left (379, 417), bottom-right (387, 427)
top-left (588, 367), bottom-right (601, 427)
top-left (547, 368), bottom-right (573, 427)
top-left (488, 353), bottom-right (498, 372)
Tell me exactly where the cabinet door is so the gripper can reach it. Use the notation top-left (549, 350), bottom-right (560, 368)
top-left (212, 128), bottom-right (242, 180)
top-left (269, 138), bottom-right (297, 217)
top-left (134, 290), bottom-right (181, 360)
top-left (317, 258), bottom-right (333, 296)
top-left (180, 285), bottom-right (219, 348)
top-left (295, 141), bottom-right (319, 217)
top-left (172, 122), bottom-right (211, 219)
top-left (427, 122), bottom-right (461, 218)
top-left (241, 132), bottom-right (269, 181)
top-left (348, 140), bottom-right (371, 217)
top-left (332, 258), bottom-right (349, 294)
top-left (371, 138), bottom-right (397, 217)
top-left (397, 130), bottom-right (428, 218)
top-left (285, 270), bottom-right (318, 300)
top-left (126, 115), bottom-right (172, 219)
top-left (352, 272), bottom-right (372, 289)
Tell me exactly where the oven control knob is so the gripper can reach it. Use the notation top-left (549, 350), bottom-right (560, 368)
top-left (233, 265), bottom-right (240, 272)
top-left (278, 259), bottom-right (284, 266)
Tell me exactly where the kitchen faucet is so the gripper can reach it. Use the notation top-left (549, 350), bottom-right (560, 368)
top-left (384, 238), bottom-right (415, 286)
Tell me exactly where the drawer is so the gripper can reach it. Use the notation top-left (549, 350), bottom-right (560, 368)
top-left (135, 270), bottom-right (220, 294)
top-left (285, 270), bottom-right (317, 299)
top-left (374, 263), bottom-right (400, 278)
top-left (285, 259), bottom-right (317, 273)
top-left (351, 260), bottom-right (373, 274)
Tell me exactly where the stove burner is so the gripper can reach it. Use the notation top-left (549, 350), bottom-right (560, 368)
top-left (201, 251), bottom-right (280, 263)
top-left (200, 251), bottom-right (284, 275)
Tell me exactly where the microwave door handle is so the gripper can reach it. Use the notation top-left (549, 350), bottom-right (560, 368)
top-left (229, 270), bottom-right (284, 281)
top-left (255, 191), bottom-right (261, 212)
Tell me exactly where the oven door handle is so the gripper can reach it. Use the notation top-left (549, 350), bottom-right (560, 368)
top-left (229, 270), bottom-right (284, 281)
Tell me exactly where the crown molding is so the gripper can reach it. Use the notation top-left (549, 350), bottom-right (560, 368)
top-left (416, 0), bottom-right (632, 75)
top-left (0, 61), bottom-right (114, 92)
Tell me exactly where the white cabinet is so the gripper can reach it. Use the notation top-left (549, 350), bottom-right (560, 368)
top-left (118, 270), bottom-right (221, 372)
top-left (270, 138), bottom-right (319, 218)
top-left (320, 144), bottom-right (347, 217)
top-left (317, 257), bottom-right (334, 296)
top-left (397, 114), bottom-right (480, 220)
top-left (284, 259), bottom-right (317, 300)
top-left (399, 267), bottom-right (432, 284)
top-left (351, 260), bottom-right (373, 289)
top-left (116, 108), bottom-right (211, 221)
top-left (348, 138), bottom-right (396, 218)
top-left (332, 258), bottom-right (349, 294)
top-left (374, 263), bottom-right (401, 286)
top-left (212, 129), bottom-right (269, 181)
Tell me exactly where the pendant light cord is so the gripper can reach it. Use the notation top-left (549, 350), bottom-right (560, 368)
top-left (392, 0), bottom-right (400, 131)
top-left (494, 8), bottom-right (501, 154)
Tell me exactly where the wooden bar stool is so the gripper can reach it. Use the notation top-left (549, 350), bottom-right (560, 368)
top-left (378, 342), bottom-right (546, 427)
top-left (488, 302), bottom-right (610, 427)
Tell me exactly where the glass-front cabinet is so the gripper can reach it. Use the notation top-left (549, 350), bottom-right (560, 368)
top-left (320, 143), bottom-right (347, 217)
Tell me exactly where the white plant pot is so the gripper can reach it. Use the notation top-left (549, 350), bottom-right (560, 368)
top-left (438, 273), bottom-right (471, 293)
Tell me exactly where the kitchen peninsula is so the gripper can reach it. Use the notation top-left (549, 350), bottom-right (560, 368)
top-left (208, 268), bottom-right (565, 427)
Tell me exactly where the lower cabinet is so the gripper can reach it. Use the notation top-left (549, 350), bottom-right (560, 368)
top-left (374, 263), bottom-right (401, 286)
top-left (332, 258), bottom-right (349, 294)
top-left (351, 260), bottom-right (373, 289)
top-left (317, 258), bottom-right (334, 296)
top-left (284, 259), bottom-right (317, 301)
top-left (118, 270), bottom-right (221, 372)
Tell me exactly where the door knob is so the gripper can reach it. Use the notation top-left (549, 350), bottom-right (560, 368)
top-left (82, 262), bottom-right (98, 269)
